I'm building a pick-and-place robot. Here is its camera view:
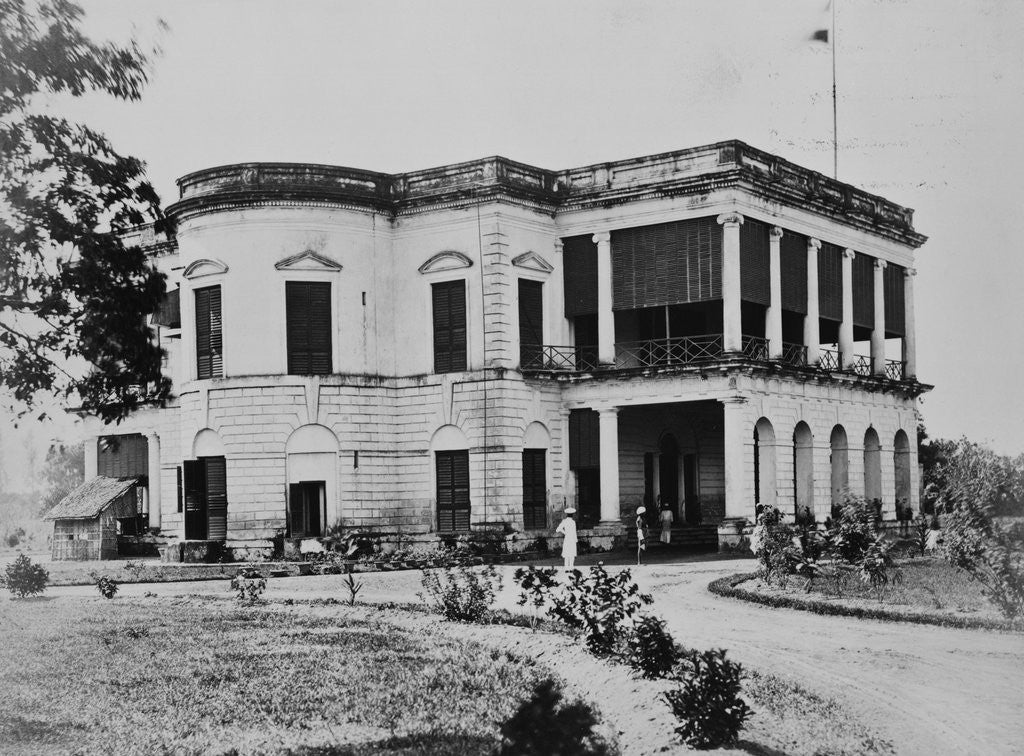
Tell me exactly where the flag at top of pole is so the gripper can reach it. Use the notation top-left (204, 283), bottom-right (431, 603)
top-left (809, 0), bottom-right (838, 178)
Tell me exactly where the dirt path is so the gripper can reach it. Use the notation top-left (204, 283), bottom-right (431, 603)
top-left (49, 558), bottom-right (1024, 755)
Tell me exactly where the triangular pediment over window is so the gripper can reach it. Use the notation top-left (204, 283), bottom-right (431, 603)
top-left (511, 251), bottom-right (554, 274)
top-left (275, 250), bottom-right (343, 272)
top-left (183, 258), bottom-right (229, 279)
top-left (418, 251), bottom-right (473, 274)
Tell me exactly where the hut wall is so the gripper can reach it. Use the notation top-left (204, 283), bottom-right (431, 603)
top-left (51, 519), bottom-right (102, 561)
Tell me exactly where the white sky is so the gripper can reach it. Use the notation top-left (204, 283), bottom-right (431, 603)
top-left (4, 0), bottom-right (1024, 489)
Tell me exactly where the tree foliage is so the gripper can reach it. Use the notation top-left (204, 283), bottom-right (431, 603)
top-left (0, 0), bottom-right (170, 422)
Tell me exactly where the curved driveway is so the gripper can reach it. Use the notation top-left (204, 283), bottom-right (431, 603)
top-left (50, 557), bottom-right (1024, 755)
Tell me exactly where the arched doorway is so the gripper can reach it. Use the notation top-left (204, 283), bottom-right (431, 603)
top-left (830, 425), bottom-right (849, 520)
top-left (185, 429), bottom-right (227, 541)
top-left (864, 427), bottom-right (882, 505)
top-left (894, 429), bottom-right (912, 520)
top-left (754, 418), bottom-right (777, 515)
top-left (285, 424), bottom-right (339, 538)
top-left (793, 422), bottom-right (814, 524)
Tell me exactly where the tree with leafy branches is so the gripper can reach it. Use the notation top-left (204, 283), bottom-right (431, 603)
top-left (1, 0), bottom-right (171, 424)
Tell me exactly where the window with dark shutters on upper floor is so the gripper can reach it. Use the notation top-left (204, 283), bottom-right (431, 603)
top-left (195, 285), bottom-right (223, 379)
top-left (286, 281), bottom-right (332, 375)
top-left (518, 279), bottom-right (543, 368)
top-left (432, 280), bottom-right (467, 373)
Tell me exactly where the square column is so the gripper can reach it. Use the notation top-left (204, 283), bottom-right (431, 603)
top-left (872, 259), bottom-right (887, 374)
top-left (767, 226), bottom-right (784, 358)
top-left (147, 432), bottom-right (161, 530)
top-left (721, 397), bottom-right (750, 520)
top-left (593, 232), bottom-right (615, 365)
top-left (558, 409), bottom-right (575, 508)
top-left (597, 407), bottom-right (620, 522)
top-left (839, 248), bottom-right (855, 368)
top-left (805, 238), bottom-right (821, 364)
top-left (717, 213), bottom-right (744, 353)
top-left (903, 268), bottom-right (917, 378)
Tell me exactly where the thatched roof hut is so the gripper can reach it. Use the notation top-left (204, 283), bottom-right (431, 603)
top-left (44, 476), bottom-right (140, 560)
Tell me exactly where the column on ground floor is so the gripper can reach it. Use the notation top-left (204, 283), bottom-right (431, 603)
top-left (147, 433), bottom-right (161, 531)
top-left (721, 398), bottom-right (753, 520)
top-left (597, 407), bottom-right (620, 522)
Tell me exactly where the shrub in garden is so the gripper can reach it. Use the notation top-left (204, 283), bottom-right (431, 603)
top-left (857, 535), bottom-right (902, 602)
top-left (230, 566), bottom-right (267, 604)
top-left (751, 507), bottom-right (798, 585)
top-left (419, 564), bottom-right (502, 622)
top-left (513, 565), bottom-right (561, 629)
top-left (626, 614), bottom-right (678, 679)
top-left (663, 648), bottom-right (752, 749)
top-left (94, 574), bottom-right (119, 599)
top-left (496, 678), bottom-right (612, 756)
top-left (827, 495), bottom-right (881, 563)
top-left (3, 554), bottom-right (48, 598)
top-left (342, 571), bottom-right (363, 606)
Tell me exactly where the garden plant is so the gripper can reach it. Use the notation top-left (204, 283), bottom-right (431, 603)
top-left (3, 554), bottom-right (48, 598)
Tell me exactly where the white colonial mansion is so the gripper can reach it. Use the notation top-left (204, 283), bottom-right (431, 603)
top-left (72, 140), bottom-right (927, 558)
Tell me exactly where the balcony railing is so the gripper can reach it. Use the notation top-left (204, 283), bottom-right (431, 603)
top-left (741, 335), bottom-right (770, 361)
top-left (819, 348), bottom-right (841, 371)
top-left (520, 345), bottom-right (598, 372)
top-left (614, 334), bottom-right (723, 369)
top-left (885, 359), bottom-right (905, 381)
top-left (848, 354), bottom-right (872, 377)
top-left (781, 342), bottom-right (808, 367)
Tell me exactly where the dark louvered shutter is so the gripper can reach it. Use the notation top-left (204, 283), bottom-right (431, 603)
top-left (153, 287), bottom-right (181, 328)
top-left (568, 409), bottom-right (600, 470)
top-left (610, 217), bottom-right (722, 310)
top-left (98, 434), bottom-right (148, 478)
top-left (818, 242), bottom-right (843, 322)
top-left (740, 218), bottom-right (771, 306)
top-left (852, 253), bottom-right (875, 329)
top-left (288, 482), bottom-right (303, 537)
top-left (522, 449), bottom-right (547, 530)
top-left (205, 456), bottom-right (228, 541)
top-left (518, 279), bottom-right (544, 366)
top-left (436, 450), bottom-right (470, 532)
top-left (195, 285), bottom-right (222, 379)
top-left (183, 459), bottom-right (206, 539)
top-left (432, 280), bottom-right (467, 373)
top-left (286, 281), bottom-right (332, 375)
top-left (884, 263), bottom-right (906, 337)
top-left (176, 466), bottom-right (183, 512)
top-left (562, 235), bottom-right (598, 317)
top-left (780, 230), bottom-right (808, 314)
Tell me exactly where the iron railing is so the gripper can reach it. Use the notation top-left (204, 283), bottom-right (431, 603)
top-left (614, 334), bottom-right (723, 369)
top-left (520, 345), bottom-right (598, 372)
top-left (780, 342), bottom-right (808, 367)
top-left (741, 335), bottom-right (770, 361)
top-left (885, 359), bottom-right (905, 381)
top-left (819, 348), bottom-right (841, 371)
top-left (848, 354), bottom-right (872, 377)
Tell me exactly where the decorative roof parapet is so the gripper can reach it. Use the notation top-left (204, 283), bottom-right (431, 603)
top-left (166, 140), bottom-right (926, 247)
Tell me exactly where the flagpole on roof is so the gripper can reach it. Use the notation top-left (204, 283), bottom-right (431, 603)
top-left (832, 0), bottom-right (838, 179)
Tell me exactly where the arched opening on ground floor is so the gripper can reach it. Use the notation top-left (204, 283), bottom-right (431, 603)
top-left (754, 417), bottom-right (777, 516)
top-left (864, 427), bottom-right (882, 505)
top-left (830, 425), bottom-right (850, 520)
top-left (286, 424), bottom-right (339, 538)
top-left (793, 421), bottom-right (814, 523)
top-left (894, 429), bottom-right (912, 520)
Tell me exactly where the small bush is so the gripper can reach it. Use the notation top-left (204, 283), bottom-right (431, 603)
top-left (94, 575), bottom-right (119, 599)
top-left (419, 564), bottom-right (502, 622)
top-left (513, 565), bottom-right (561, 629)
top-left (828, 495), bottom-right (881, 563)
top-left (751, 507), bottom-right (798, 586)
top-left (342, 571), bottom-right (363, 606)
top-left (626, 615), bottom-right (678, 679)
top-left (857, 535), bottom-right (902, 602)
top-left (5, 533), bottom-right (20, 548)
top-left (549, 563), bottom-right (652, 656)
top-left (3, 554), bottom-right (48, 598)
top-left (496, 678), bottom-right (612, 756)
top-left (664, 648), bottom-right (752, 749)
top-left (230, 567), bottom-right (267, 604)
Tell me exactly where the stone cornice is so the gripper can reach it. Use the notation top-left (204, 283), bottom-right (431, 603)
top-left (165, 140), bottom-right (926, 248)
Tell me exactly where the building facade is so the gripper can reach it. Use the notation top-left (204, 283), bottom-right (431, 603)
top-left (81, 141), bottom-right (928, 556)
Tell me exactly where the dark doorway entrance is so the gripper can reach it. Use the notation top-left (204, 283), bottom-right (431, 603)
top-left (288, 481), bottom-right (325, 538)
top-left (658, 435), bottom-right (679, 520)
top-left (576, 468), bottom-right (601, 527)
top-left (183, 456), bottom-right (228, 540)
top-left (683, 453), bottom-right (700, 525)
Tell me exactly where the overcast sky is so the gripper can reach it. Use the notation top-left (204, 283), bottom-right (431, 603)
top-left (3, 0), bottom-right (1023, 489)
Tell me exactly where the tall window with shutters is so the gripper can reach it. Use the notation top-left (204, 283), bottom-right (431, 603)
top-left (432, 280), bottom-right (467, 373)
top-left (194, 285), bottom-right (223, 379)
top-left (522, 448), bottom-right (547, 529)
top-left (436, 449), bottom-right (470, 532)
top-left (182, 456), bottom-right (228, 540)
top-left (286, 281), bottom-right (332, 375)
top-left (518, 279), bottom-right (543, 368)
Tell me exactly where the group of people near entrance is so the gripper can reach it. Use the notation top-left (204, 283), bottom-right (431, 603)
top-left (555, 497), bottom-right (677, 569)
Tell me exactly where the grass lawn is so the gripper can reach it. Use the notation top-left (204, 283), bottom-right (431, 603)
top-left (803, 557), bottom-right (991, 613)
top-left (0, 597), bottom-right (550, 756)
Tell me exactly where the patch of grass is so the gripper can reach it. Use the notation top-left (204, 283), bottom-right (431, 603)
top-left (0, 599), bottom-right (549, 755)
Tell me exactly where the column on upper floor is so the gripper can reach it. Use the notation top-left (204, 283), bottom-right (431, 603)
top-left (804, 238), bottom-right (821, 364)
top-left (593, 232), bottom-right (615, 365)
top-left (872, 259), bottom-right (887, 374)
top-left (766, 226), bottom-right (784, 359)
top-left (596, 407), bottom-right (620, 522)
top-left (903, 268), bottom-right (917, 378)
top-left (839, 248), bottom-right (856, 369)
top-left (718, 212), bottom-right (744, 353)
